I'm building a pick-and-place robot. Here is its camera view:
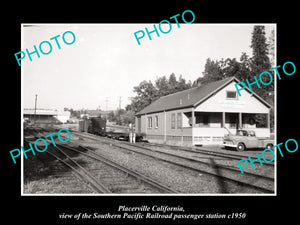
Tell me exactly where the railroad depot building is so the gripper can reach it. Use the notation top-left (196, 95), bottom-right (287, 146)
top-left (23, 109), bottom-right (71, 124)
top-left (135, 77), bottom-right (272, 146)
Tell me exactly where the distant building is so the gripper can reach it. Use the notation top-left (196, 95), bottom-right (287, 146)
top-left (56, 110), bottom-right (71, 123)
top-left (23, 109), bottom-right (70, 124)
top-left (135, 77), bottom-right (272, 146)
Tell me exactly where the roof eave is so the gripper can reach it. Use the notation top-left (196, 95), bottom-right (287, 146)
top-left (135, 105), bottom-right (194, 116)
top-left (193, 77), bottom-right (272, 109)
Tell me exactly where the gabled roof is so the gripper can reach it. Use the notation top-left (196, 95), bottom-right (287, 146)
top-left (135, 77), bottom-right (272, 116)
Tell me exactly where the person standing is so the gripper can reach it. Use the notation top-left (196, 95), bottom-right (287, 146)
top-left (129, 123), bottom-right (136, 143)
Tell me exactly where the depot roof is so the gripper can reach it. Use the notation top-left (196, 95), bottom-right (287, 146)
top-left (23, 109), bottom-right (70, 116)
top-left (135, 77), bottom-right (272, 116)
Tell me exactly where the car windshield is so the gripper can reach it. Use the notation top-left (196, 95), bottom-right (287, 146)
top-left (237, 130), bottom-right (256, 136)
top-left (237, 130), bottom-right (248, 136)
top-left (248, 131), bottom-right (255, 136)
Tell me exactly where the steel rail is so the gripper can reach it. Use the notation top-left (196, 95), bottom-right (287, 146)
top-left (66, 132), bottom-right (275, 193)
top-left (138, 142), bottom-right (275, 166)
top-left (45, 146), bottom-right (111, 193)
top-left (73, 131), bottom-right (274, 166)
top-left (99, 141), bottom-right (274, 193)
top-left (56, 144), bottom-right (178, 194)
top-left (124, 142), bottom-right (274, 180)
top-left (72, 132), bottom-right (274, 181)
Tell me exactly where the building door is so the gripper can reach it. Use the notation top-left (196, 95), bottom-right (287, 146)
top-left (229, 114), bottom-right (238, 129)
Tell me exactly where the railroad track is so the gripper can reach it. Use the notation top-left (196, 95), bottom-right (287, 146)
top-left (45, 145), bottom-right (111, 193)
top-left (144, 142), bottom-right (274, 162)
top-left (55, 144), bottom-right (178, 194)
top-left (24, 139), bottom-right (110, 193)
top-left (72, 132), bottom-right (274, 193)
top-left (72, 130), bottom-right (274, 166)
top-left (106, 141), bottom-right (274, 193)
top-left (25, 129), bottom-right (275, 193)
top-left (25, 134), bottom-right (178, 194)
top-left (73, 131), bottom-right (274, 170)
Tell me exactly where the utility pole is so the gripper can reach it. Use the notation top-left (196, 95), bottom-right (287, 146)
top-left (105, 98), bottom-right (108, 112)
top-left (34, 94), bottom-right (37, 125)
top-left (118, 96), bottom-right (122, 125)
top-left (128, 96), bottom-right (133, 111)
top-left (105, 97), bottom-right (109, 120)
top-left (119, 96), bottom-right (122, 110)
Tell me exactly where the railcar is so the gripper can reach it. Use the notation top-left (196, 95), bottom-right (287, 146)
top-left (87, 117), bottom-right (106, 136)
top-left (83, 117), bottom-right (144, 142)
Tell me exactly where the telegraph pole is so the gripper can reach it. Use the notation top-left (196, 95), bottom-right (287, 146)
top-left (34, 94), bottom-right (37, 125)
top-left (119, 96), bottom-right (122, 110)
top-left (105, 97), bottom-right (108, 119)
top-left (105, 98), bottom-right (108, 112)
top-left (128, 96), bottom-right (133, 111)
top-left (118, 96), bottom-right (122, 125)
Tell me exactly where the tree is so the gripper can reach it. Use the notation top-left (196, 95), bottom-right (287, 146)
top-left (194, 56), bottom-right (251, 87)
top-left (249, 26), bottom-right (272, 96)
top-left (268, 29), bottom-right (275, 68)
top-left (127, 73), bottom-right (192, 114)
top-left (177, 75), bottom-right (191, 91)
top-left (197, 26), bottom-right (272, 100)
top-left (130, 80), bottom-right (158, 113)
top-left (168, 73), bottom-right (178, 91)
top-left (198, 58), bottom-right (224, 85)
top-left (155, 75), bottom-right (169, 96)
top-left (250, 26), bottom-right (271, 71)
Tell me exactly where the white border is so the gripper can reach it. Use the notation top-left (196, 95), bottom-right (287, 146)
top-left (21, 23), bottom-right (277, 196)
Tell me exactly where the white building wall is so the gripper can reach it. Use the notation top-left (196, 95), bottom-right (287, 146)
top-left (195, 82), bottom-right (270, 114)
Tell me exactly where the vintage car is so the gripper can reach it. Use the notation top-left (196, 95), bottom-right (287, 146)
top-left (223, 129), bottom-right (274, 151)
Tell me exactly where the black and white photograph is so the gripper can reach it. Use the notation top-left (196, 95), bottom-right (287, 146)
top-left (21, 24), bottom-right (276, 195)
top-left (4, 4), bottom-right (299, 225)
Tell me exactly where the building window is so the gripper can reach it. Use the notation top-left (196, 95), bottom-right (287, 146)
top-left (177, 113), bottom-right (182, 129)
top-left (171, 113), bottom-right (175, 129)
top-left (226, 91), bottom-right (237, 99)
top-left (147, 117), bottom-right (152, 129)
top-left (154, 115), bottom-right (158, 128)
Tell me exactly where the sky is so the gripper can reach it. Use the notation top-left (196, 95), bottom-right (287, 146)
top-left (22, 24), bottom-right (275, 111)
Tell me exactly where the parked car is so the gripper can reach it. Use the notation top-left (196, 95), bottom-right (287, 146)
top-left (223, 129), bottom-right (274, 151)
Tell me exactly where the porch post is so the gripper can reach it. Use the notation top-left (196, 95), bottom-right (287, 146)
top-left (191, 108), bottom-right (195, 146)
top-left (222, 112), bottom-right (225, 128)
top-left (163, 111), bottom-right (166, 143)
top-left (191, 108), bottom-right (195, 127)
top-left (267, 111), bottom-right (270, 129)
top-left (238, 112), bottom-right (242, 129)
top-left (145, 114), bottom-right (147, 135)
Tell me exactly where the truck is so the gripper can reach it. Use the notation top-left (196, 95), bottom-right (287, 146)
top-left (223, 129), bottom-right (274, 151)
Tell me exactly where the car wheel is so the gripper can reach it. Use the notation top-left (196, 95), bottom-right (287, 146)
top-left (236, 143), bottom-right (245, 152)
top-left (266, 143), bottom-right (273, 149)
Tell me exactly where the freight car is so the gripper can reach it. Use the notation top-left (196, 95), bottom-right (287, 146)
top-left (80, 117), bottom-right (144, 142)
top-left (105, 128), bottom-right (144, 142)
top-left (87, 117), bottom-right (106, 136)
